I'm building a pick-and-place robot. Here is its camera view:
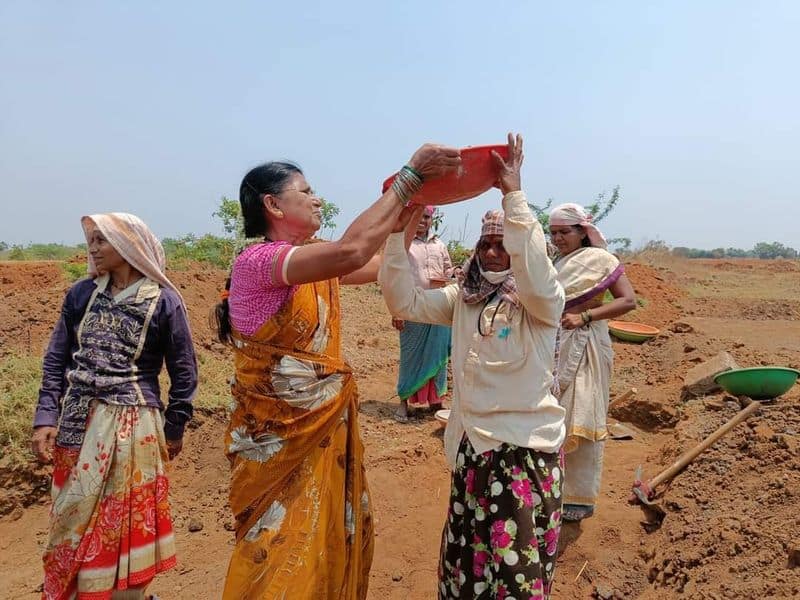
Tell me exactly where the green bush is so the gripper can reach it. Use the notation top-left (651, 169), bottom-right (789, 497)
top-left (162, 234), bottom-right (235, 269)
top-left (61, 262), bottom-right (86, 283)
top-left (447, 240), bottom-right (472, 268)
top-left (6, 243), bottom-right (84, 261)
top-left (8, 246), bottom-right (26, 260)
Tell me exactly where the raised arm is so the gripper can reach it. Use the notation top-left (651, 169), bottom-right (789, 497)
top-left (492, 134), bottom-right (564, 326)
top-left (286, 145), bottom-right (461, 285)
top-left (502, 191), bottom-right (564, 326)
top-left (378, 233), bottom-right (458, 326)
top-left (340, 204), bottom-right (432, 286)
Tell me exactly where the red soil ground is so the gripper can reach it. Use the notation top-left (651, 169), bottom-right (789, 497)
top-left (1, 256), bottom-right (798, 598)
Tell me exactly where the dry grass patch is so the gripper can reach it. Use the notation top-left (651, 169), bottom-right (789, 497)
top-left (0, 354), bottom-right (41, 467)
top-left (194, 350), bottom-right (234, 411)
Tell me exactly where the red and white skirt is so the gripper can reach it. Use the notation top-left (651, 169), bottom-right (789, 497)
top-left (42, 402), bottom-right (177, 600)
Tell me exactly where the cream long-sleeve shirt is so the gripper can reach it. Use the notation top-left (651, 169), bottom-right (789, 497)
top-left (379, 191), bottom-right (566, 467)
top-left (407, 235), bottom-right (453, 289)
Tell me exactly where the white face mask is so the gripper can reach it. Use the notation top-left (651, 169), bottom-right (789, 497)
top-left (478, 263), bottom-right (512, 284)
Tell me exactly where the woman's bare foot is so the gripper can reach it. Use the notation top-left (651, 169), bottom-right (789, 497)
top-left (394, 399), bottom-right (410, 423)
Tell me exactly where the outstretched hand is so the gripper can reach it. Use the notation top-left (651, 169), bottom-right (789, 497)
top-left (492, 133), bottom-right (524, 196)
top-left (408, 144), bottom-right (462, 179)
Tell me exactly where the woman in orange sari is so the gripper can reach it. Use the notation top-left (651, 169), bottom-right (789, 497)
top-left (213, 144), bottom-right (461, 599)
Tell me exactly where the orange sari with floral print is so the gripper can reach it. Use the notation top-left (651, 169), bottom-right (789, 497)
top-left (223, 277), bottom-right (374, 600)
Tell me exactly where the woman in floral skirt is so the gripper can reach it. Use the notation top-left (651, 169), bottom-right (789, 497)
top-left (380, 134), bottom-right (567, 599)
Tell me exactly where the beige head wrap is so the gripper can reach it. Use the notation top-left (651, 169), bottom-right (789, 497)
top-left (81, 212), bottom-right (183, 303)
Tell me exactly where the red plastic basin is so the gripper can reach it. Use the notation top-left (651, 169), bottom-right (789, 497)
top-left (382, 144), bottom-right (509, 206)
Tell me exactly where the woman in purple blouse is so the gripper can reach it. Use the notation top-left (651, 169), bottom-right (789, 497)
top-left (31, 213), bottom-right (198, 600)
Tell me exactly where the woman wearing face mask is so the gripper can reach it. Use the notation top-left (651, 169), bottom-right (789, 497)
top-left (380, 134), bottom-right (567, 599)
top-left (548, 204), bottom-right (636, 522)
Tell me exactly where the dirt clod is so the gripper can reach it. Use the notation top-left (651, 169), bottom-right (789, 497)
top-left (188, 519), bottom-right (204, 532)
top-left (670, 322), bottom-right (694, 333)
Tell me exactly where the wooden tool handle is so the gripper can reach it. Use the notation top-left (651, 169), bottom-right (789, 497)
top-left (608, 387), bottom-right (637, 410)
top-left (649, 401), bottom-right (760, 489)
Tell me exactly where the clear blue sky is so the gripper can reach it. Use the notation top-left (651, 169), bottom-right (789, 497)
top-left (2, 1), bottom-right (798, 250)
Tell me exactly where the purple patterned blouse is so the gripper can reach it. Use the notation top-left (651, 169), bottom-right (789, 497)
top-left (33, 276), bottom-right (198, 441)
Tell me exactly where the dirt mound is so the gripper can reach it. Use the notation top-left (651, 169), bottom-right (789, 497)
top-left (689, 298), bottom-right (800, 321)
top-left (168, 266), bottom-right (229, 352)
top-left (703, 258), bottom-right (800, 273)
top-left (602, 262), bottom-right (691, 432)
top-left (0, 261), bottom-right (230, 358)
top-left (620, 262), bottom-right (683, 328)
top-left (639, 396), bottom-right (800, 598)
top-left (0, 262), bottom-right (70, 356)
top-left (609, 396), bottom-right (679, 431)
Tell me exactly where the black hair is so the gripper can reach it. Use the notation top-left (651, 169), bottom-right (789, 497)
top-left (212, 161), bottom-right (303, 344)
top-left (239, 161), bottom-right (303, 238)
top-left (211, 277), bottom-right (233, 343)
top-left (576, 225), bottom-right (591, 247)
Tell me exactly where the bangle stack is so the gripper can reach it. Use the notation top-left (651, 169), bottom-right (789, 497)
top-left (581, 310), bottom-right (593, 326)
top-left (391, 165), bottom-right (424, 206)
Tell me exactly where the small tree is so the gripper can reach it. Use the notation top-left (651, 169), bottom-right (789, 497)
top-left (752, 241), bottom-right (798, 259)
top-left (213, 196), bottom-right (243, 237)
top-left (210, 195), bottom-right (342, 266)
top-left (528, 186), bottom-right (621, 233)
top-left (319, 198), bottom-right (340, 239)
top-left (437, 212), bottom-right (473, 267)
top-left (431, 209), bottom-right (444, 236)
top-left (446, 239), bottom-right (472, 267)
top-left (609, 237), bottom-right (632, 254)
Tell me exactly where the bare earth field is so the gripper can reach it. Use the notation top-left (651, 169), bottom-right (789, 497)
top-left (1, 255), bottom-right (798, 598)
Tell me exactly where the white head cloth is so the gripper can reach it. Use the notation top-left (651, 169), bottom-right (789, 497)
top-left (549, 203), bottom-right (608, 249)
top-left (81, 212), bottom-right (183, 303)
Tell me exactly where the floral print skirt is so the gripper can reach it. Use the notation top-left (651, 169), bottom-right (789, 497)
top-left (42, 402), bottom-right (176, 599)
top-left (438, 436), bottom-right (564, 599)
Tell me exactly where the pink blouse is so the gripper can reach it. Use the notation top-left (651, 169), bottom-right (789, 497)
top-left (229, 241), bottom-right (298, 336)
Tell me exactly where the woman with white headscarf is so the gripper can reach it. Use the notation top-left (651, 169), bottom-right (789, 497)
top-left (548, 203), bottom-right (636, 522)
top-left (31, 213), bottom-right (198, 600)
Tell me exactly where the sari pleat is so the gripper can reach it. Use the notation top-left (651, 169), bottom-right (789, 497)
top-left (223, 278), bottom-right (373, 599)
top-left (554, 247), bottom-right (621, 507)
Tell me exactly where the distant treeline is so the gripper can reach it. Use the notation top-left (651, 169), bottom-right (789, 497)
top-left (2, 238), bottom-right (798, 268)
top-left (0, 242), bottom-right (86, 261)
top-left (670, 241), bottom-right (798, 259)
top-left (0, 237), bottom-right (234, 270)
